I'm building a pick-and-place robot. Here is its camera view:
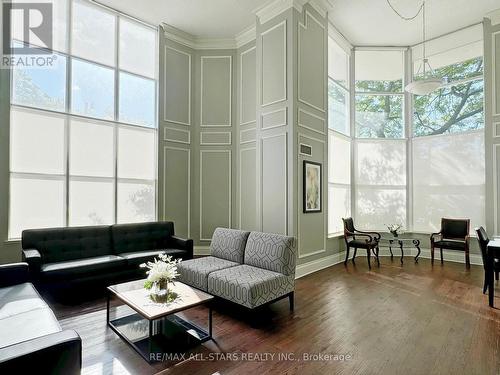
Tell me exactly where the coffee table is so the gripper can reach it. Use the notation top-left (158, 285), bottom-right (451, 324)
top-left (378, 236), bottom-right (421, 264)
top-left (106, 279), bottom-right (214, 363)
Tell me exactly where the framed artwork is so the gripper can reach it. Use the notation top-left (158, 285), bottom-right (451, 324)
top-left (303, 160), bottom-right (322, 213)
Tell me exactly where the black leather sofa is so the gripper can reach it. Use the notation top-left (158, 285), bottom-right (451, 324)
top-left (0, 263), bottom-right (82, 374)
top-left (21, 221), bottom-right (193, 290)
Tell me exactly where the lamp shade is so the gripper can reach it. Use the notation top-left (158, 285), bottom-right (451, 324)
top-left (405, 78), bottom-right (443, 95)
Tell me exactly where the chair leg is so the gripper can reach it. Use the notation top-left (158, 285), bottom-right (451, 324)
top-left (366, 248), bottom-right (371, 270)
top-left (374, 246), bottom-right (380, 267)
top-left (440, 248), bottom-right (444, 265)
top-left (483, 276), bottom-right (488, 294)
top-left (344, 247), bottom-right (350, 265)
top-left (288, 292), bottom-right (294, 311)
top-left (352, 247), bottom-right (357, 263)
top-left (465, 246), bottom-right (470, 269)
top-left (495, 270), bottom-right (499, 281)
top-left (431, 245), bottom-right (434, 264)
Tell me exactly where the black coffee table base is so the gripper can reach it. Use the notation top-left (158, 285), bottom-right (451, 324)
top-left (385, 239), bottom-right (421, 264)
top-left (106, 293), bottom-right (212, 363)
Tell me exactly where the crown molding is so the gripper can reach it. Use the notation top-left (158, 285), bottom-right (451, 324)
top-left (308, 0), bottom-right (333, 18)
top-left (254, 0), bottom-right (308, 24)
top-left (235, 24), bottom-right (257, 48)
top-left (486, 9), bottom-right (500, 26)
top-left (162, 0), bottom-right (331, 50)
top-left (161, 23), bottom-right (237, 50)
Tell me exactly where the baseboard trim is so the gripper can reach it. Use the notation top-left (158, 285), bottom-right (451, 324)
top-left (295, 248), bottom-right (483, 279)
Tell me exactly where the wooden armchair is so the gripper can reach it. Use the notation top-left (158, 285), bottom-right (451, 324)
top-left (430, 218), bottom-right (470, 268)
top-left (342, 217), bottom-right (381, 269)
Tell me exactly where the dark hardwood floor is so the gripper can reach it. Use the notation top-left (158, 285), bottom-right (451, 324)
top-left (51, 258), bottom-right (500, 375)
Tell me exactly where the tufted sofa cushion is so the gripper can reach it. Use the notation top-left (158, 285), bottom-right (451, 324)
top-left (210, 228), bottom-right (250, 263)
top-left (22, 226), bottom-right (112, 264)
top-left (111, 222), bottom-right (174, 254)
top-left (243, 231), bottom-right (296, 276)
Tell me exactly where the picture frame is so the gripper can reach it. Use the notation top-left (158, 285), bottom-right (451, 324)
top-left (303, 160), bottom-right (322, 213)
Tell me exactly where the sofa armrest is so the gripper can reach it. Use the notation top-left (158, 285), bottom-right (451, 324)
top-left (170, 235), bottom-right (194, 260)
top-left (0, 263), bottom-right (29, 287)
top-left (0, 330), bottom-right (81, 375)
top-left (22, 249), bottom-right (42, 279)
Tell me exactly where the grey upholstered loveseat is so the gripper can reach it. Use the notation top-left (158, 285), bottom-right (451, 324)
top-left (177, 228), bottom-right (296, 310)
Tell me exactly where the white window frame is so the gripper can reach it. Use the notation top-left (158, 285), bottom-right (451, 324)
top-left (8, 0), bottom-right (159, 240)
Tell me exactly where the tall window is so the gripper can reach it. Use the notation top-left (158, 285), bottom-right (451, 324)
top-left (412, 51), bottom-right (485, 232)
top-left (354, 50), bottom-right (407, 230)
top-left (9, 0), bottom-right (158, 239)
top-left (328, 36), bottom-right (351, 234)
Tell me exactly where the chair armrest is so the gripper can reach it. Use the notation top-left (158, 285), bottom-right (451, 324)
top-left (0, 263), bottom-right (29, 287)
top-left (430, 232), bottom-right (442, 243)
top-left (345, 230), bottom-right (373, 242)
top-left (22, 249), bottom-right (42, 277)
top-left (170, 235), bottom-right (194, 260)
top-left (356, 229), bottom-right (381, 240)
top-left (0, 330), bottom-right (81, 375)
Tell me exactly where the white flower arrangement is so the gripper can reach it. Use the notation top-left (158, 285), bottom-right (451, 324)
top-left (386, 223), bottom-right (403, 237)
top-left (140, 253), bottom-right (181, 291)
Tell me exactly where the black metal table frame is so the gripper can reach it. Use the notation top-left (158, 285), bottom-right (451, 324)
top-left (106, 290), bottom-right (213, 363)
top-left (379, 238), bottom-right (421, 264)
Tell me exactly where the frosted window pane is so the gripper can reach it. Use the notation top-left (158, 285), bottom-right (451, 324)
top-left (329, 185), bottom-right (351, 234)
top-left (328, 80), bottom-right (349, 135)
top-left (71, 59), bottom-right (115, 120)
top-left (356, 141), bottom-right (406, 186)
top-left (69, 179), bottom-right (114, 226)
top-left (328, 37), bottom-right (348, 87)
top-left (355, 50), bottom-right (403, 92)
top-left (412, 132), bottom-right (485, 232)
top-left (118, 126), bottom-right (156, 180)
top-left (117, 181), bottom-right (155, 223)
top-left (9, 176), bottom-right (65, 239)
top-left (72, 0), bottom-right (116, 66)
top-left (10, 0), bottom-right (68, 53)
top-left (10, 108), bottom-right (65, 174)
top-left (119, 72), bottom-right (155, 128)
top-left (119, 18), bottom-right (156, 79)
top-left (329, 133), bottom-right (351, 184)
top-left (12, 51), bottom-right (67, 111)
top-left (356, 188), bottom-right (406, 230)
top-left (70, 119), bottom-right (114, 177)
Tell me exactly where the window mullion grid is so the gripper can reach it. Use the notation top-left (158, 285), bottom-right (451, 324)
top-left (404, 48), bottom-right (414, 232)
top-left (64, 0), bottom-right (74, 227)
top-left (114, 14), bottom-right (120, 224)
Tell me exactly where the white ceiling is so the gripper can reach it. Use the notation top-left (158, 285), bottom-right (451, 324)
top-left (96, 0), bottom-right (270, 38)
top-left (329, 0), bottom-right (500, 46)
top-left (97, 0), bottom-right (500, 45)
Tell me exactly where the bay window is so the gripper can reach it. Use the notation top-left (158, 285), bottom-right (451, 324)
top-left (8, 0), bottom-right (158, 239)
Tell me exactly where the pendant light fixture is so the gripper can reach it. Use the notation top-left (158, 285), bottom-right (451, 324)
top-left (387, 0), bottom-right (443, 95)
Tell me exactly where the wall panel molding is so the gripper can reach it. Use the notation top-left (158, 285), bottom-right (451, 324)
top-left (261, 20), bottom-right (287, 107)
top-left (239, 146), bottom-right (257, 230)
top-left (298, 108), bottom-right (326, 135)
top-left (240, 46), bottom-right (257, 126)
top-left (493, 31), bottom-right (500, 116)
top-left (298, 10), bottom-right (326, 113)
top-left (240, 127), bottom-right (257, 144)
top-left (200, 131), bottom-right (232, 145)
top-left (297, 133), bottom-right (326, 258)
top-left (163, 146), bottom-right (190, 238)
top-left (261, 107), bottom-right (288, 130)
top-left (260, 133), bottom-right (288, 235)
top-left (199, 150), bottom-right (232, 241)
top-left (164, 127), bottom-right (190, 144)
top-left (163, 46), bottom-right (192, 126)
top-left (200, 56), bottom-right (232, 127)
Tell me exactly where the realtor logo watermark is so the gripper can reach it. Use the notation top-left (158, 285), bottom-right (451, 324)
top-left (2, 1), bottom-right (56, 68)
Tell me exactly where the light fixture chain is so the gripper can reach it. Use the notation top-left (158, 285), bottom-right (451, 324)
top-left (386, 0), bottom-right (424, 21)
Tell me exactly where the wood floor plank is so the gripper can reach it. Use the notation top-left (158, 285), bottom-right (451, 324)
top-left (51, 258), bottom-right (500, 375)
